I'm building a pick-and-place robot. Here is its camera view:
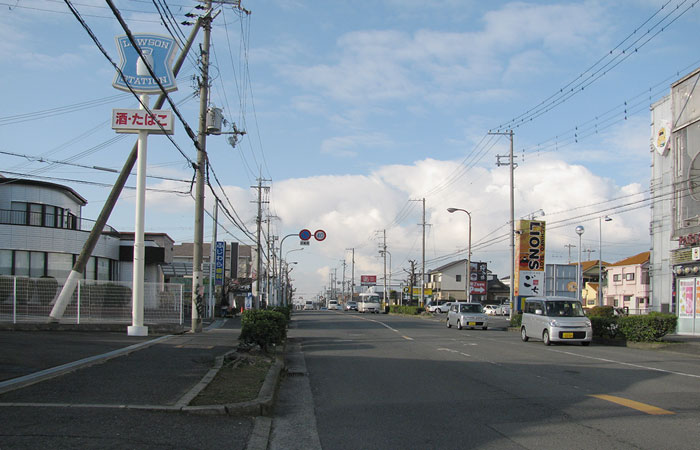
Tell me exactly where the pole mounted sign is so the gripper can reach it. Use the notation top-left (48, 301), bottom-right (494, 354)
top-left (113, 34), bottom-right (178, 94)
top-left (314, 229), bottom-right (326, 241)
top-left (299, 229), bottom-right (312, 241)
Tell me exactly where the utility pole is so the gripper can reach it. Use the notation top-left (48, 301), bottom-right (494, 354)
top-left (584, 248), bottom-right (596, 261)
top-left (409, 199), bottom-right (426, 306)
top-left (493, 130), bottom-right (515, 319)
top-left (565, 244), bottom-right (576, 264)
top-left (346, 248), bottom-right (355, 300)
top-left (341, 258), bottom-right (347, 301)
top-left (252, 178), bottom-right (270, 309)
top-left (191, 0), bottom-right (214, 333)
top-left (382, 229), bottom-right (388, 308)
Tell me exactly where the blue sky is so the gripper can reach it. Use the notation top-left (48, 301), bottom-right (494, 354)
top-left (1, 0), bottom-right (699, 298)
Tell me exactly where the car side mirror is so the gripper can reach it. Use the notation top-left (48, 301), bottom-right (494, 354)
top-left (535, 309), bottom-right (543, 315)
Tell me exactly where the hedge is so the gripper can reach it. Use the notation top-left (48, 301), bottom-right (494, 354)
top-left (616, 313), bottom-right (677, 342)
top-left (389, 305), bottom-right (424, 315)
top-left (240, 309), bottom-right (288, 352)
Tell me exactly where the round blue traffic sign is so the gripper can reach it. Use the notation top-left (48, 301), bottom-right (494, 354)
top-left (299, 229), bottom-right (312, 240)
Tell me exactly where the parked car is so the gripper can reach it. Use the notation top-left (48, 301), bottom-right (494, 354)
top-left (328, 300), bottom-right (341, 310)
top-left (446, 302), bottom-right (489, 330)
top-left (434, 301), bottom-right (453, 313)
top-left (520, 296), bottom-right (592, 346)
top-left (500, 302), bottom-right (511, 316)
top-left (483, 304), bottom-right (501, 316)
top-left (345, 301), bottom-right (358, 311)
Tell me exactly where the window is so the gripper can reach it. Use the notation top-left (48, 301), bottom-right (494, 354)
top-left (10, 202), bottom-right (26, 225)
top-left (625, 273), bottom-right (635, 281)
top-left (44, 206), bottom-right (56, 227)
top-left (623, 295), bottom-right (632, 305)
top-left (47, 253), bottom-right (74, 279)
top-left (0, 250), bottom-right (11, 275)
top-left (455, 275), bottom-right (462, 282)
top-left (613, 274), bottom-right (621, 282)
top-left (30, 252), bottom-right (45, 278)
top-left (614, 298), bottom-right (619, 307)
top-left (14, 251), bottom-right (29, 277)
top-left (29, 203), bottom-right (43, 226)
top-left (97, 258), bottom-right (110, 281)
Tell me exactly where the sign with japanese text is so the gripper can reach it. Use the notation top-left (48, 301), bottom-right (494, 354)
top-left (215, 241), bottom-right (226, 286)
top-left (113, 34), bottom-right (178, 94)
top-left (111, 108), bottom-right (174, 134)
top-left (514, 220), bottom-right (546, 297)
top-left (360, 275), bottom-right (377, 286)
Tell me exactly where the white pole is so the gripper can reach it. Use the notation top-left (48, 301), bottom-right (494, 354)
top-left (128, 92), bottom-right (149, 337)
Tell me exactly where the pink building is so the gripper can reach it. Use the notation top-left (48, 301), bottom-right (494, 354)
top-left (604, 251), bottom-right (650, 314)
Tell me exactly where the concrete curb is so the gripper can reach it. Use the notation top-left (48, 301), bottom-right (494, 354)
top-left (181, 354), bottom-right (285, 417)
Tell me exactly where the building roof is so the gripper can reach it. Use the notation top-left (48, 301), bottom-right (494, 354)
top-left (608, 251), bottom-right (650, 267)
top-left (569, 260), bottom-right (610, 272)
top-left (0, 177), bottom-right (88, 205)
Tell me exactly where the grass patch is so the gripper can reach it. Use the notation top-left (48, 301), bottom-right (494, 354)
top-left (189, 354), bottom-right (273, 406)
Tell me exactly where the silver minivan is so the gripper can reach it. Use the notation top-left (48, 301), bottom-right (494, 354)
top-left (520, 296), bottom-right (592, 346)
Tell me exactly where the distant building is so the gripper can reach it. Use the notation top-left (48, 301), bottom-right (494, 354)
top-left (605, 251), bottom-right (650, 314)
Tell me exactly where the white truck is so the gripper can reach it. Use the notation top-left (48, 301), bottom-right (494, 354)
top-left (357, 293), bottom-right (381, 313)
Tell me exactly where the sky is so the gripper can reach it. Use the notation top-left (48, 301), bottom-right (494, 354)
top-left (1, 0), bottom-right (699, 300)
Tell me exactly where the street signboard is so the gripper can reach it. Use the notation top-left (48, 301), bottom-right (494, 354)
top-left (361, 275), bottom-right (377, 286)
top-left (113, 34), bottom-right (178, 94)
top-left (314, 229), bottom-right (326, 241)
top-left (111, 108), bottom-right (174, 134)
top-left (215, 241), bottom-right (225, 286)
top-left (299, 229), bottom-right (311, 240)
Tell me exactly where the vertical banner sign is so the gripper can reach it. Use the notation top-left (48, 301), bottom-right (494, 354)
top-left (215, 241), bottom-right (226, 286)
top-left (514, 220), bottom-right (546, 297)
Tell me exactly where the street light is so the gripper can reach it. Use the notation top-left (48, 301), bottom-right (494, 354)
top-left (598, 216), bottom-right (612, 307)
top-left (575, 225), bottom-right (585, 302)
top-left (283, 261), bottom-right (298, 306)
top-left (447, 207), bottom-right (472, 301)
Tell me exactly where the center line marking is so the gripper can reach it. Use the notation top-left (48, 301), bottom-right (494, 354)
top-left (590, 394), bottom-right (674, 415)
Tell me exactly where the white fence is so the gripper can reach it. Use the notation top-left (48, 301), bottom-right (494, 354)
top-left (0, 276), bottom-right (183, 325)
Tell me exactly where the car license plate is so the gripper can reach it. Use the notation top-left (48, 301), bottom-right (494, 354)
top-left (562, 332), bottom-right (574, 339)
top-left (468, 322), bottom-right (476, 326)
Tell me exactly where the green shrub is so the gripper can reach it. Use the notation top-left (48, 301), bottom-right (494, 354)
top-left (240, 309), bottom-right (287, 352)
top-left (587, 305), bottom-right (615, 318)
top-left (617, 313), bottom-right (677, 342)
top-left (590, 316), bottom-right (620, 339)
top-left (510, 313), bottom-right (522, 328)
top-left (270, 305), bottom-right (292, 322)
top-left (389, 305), bottom-right (423, 315)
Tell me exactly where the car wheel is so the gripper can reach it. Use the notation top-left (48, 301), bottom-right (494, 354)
top-left (543, 330), bottom-right (551, 346)
top-left (446, 318), bottom-right (451, 328)
top-left (581, 341), bottom-right (590, 346)
top-left (457, 320), bottom-right (463, 330)
top-left (482, 326), bottom-right (488, 330)
top-left (521, 327), bottom-right (528, 342)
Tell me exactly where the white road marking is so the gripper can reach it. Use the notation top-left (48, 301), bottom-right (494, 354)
top-left (550, 349), bottom-right (700, 379)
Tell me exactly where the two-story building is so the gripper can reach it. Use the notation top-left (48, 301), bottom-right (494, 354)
top-left (426, 259), bottom-right (488, 302)
top-left (604, 251), bottom-right (650, 314)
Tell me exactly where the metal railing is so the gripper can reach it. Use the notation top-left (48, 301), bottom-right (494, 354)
top-left (0, 209), bottom-right (119, 235)
top-left (0, 276), bottom-right (183, 324)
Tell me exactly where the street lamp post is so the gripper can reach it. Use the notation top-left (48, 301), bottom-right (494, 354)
top-left (278, 233), bottom-right (297, 306)
top-left (598, 216), bottom-right (612, 307)
top-left (575, 225), bottom-right (585, 302)
top-left (447, 207), bottom-right (472, 301)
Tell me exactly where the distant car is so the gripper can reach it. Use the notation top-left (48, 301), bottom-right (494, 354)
top-left (345, 301), bottom-right (358, 311)
top-left (328, 300), bottom-right (341, 310)
top-left (500, 303), bottom-right (511, 316)
top-left (427, 300), bottom-right (447, 313)
top-left (435, 302), bottom-right (453, 313)
top-left (303, 301), bottom-right (314, 310)
top-left (483, 304), bottom-right (501, 316)
top-left (446, 302), bottom-right (489, 330)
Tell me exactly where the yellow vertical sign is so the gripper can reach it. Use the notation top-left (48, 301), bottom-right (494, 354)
top-left (514, 220), bottom-right (546, 297)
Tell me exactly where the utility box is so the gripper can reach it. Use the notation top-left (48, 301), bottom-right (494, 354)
top-left (206, 107), bottom-right (223, 135)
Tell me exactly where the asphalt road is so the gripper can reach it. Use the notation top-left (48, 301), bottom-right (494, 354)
top-left (283, 310), bottom-right (700, 450)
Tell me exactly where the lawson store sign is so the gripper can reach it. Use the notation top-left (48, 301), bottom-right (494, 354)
top-left (112, 34), bottom-right (178, 94)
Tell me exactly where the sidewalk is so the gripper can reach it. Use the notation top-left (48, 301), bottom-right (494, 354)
top-left (0, 318), bottom-right (266, 449)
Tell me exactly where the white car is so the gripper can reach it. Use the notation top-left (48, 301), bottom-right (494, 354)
top-left (434, 302), bottom-right (452, 313)
top-left (328, 300), bottom-right (341, 310)
top-left (483, 305), bottom-right (501, 316)
top-left (446, 302), bottom-right (489, 330)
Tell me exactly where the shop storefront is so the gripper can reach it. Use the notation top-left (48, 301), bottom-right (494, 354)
top-left (671, 241), bottom-right (700, 335)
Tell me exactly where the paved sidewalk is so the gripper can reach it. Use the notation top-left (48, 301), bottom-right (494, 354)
top-left (0, 318), bottom-right (258, 449)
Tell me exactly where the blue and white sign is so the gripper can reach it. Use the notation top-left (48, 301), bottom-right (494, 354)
top-left (113, 34), bottom-right (178, 94)
top-left (215, 241), bottom-right (226, 286)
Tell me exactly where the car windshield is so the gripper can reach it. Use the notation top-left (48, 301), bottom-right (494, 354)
top-left (460, 304), bottom-right (482, 313)
top-left (545, 301), bottom-right (585, 317)
top-left (364, 296), bottom-right (380, 303)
